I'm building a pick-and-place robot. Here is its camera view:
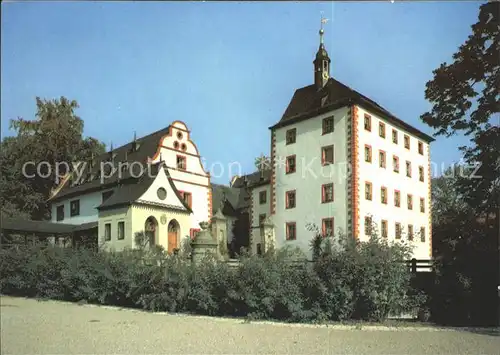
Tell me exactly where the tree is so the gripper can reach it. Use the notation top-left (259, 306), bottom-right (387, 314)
top-left (421, 2), bottom-right (499, 215)
top-left (254, 154), bottom-right (271, 172)
top-left (0, 97), bottom-right (105, 220)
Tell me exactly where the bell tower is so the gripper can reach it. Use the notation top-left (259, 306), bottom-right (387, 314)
top-left (313, 16), bottom-right (331, 90)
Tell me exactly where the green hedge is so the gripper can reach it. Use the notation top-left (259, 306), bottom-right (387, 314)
top-left (0, 234), bottom-right (425, 323)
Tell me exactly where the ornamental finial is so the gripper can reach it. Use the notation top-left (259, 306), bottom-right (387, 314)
top-left (320, 13), bottom-right (328, 44)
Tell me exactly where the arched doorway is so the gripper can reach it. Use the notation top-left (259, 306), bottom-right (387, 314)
top-left (167, 219), bottom-right (180, 254)
top-left (145, 216), bottom-right (158, 249)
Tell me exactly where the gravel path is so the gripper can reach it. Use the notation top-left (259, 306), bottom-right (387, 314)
top-left (1, 296), bottom-right (498, 354)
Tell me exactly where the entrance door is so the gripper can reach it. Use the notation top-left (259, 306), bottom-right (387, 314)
top-left (167, 220), bottom-right (179, 254)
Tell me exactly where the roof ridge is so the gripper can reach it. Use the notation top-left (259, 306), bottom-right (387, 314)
top-left (102, 125), bottom-right (170, 154)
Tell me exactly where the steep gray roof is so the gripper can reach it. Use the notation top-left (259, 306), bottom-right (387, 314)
top-left (271, 78), bottom-right (434, 143)
top-left (50, 126), bottom-right (171, 202)
top-left (97, 163), bottom-right (192, 213)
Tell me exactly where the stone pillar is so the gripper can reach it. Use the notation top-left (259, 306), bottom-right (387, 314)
top-left (211, 209), bottom-right (229, 259)
top-left (191, 221), bottom-right (218, 265)
top-left (211, 210), bottom-right (227, 244)
top-left (260, 217), bottom-right (276, 254)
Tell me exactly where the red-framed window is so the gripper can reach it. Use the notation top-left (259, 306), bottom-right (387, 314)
top-left (379, 150), bottom-right (386, 168)
top-left (404, 134), bottom-right (410, 149)
top-left (364, 114), bottom-right (371, 131)
top-left (179, 191), bottom-right (192, 208)
top-left (286, 155), bottom-right (296, 174)
top-left (321, 145), bottom-right (334, 165)
top-left (379, 122), bottom-right (386, 138)
top-left (364, 145), bottom-right (372, 163)
top-left (393, 155), bottom-right (399, 173)
top-left (418, 141), bottom-right (424, 155)
top-left (392, 129), bottom-right (398, 144)
top-left (395, 190), bottom-right (401, 207)
top-left (322, 218), bottom-right (334, 237)
top-left (381, 220), bottom-right (388, 238)
top-left (365, 181), bottom-right (372, 200)
top-left (395, 222), bottom-right (402, 239)
top-left (286, 128), bottom-right (296, 145)
top-left (176, 155), bottom-right (187, 170)
top-left (419, 166), bottom-right (424, 182)
top-left (286, 222), bottom-right (296, 240)
top-left (321, 183), bottom-right (334, 203)
top-left (381, 186), bottom-right (388, 204)
top-left (365, 216), bottom-right (372, 235)
top-left (322, 116), bottom-right (334, 135)
top-left (408, 224), bottom-right (414, 241)
top-left (406, 161), bottom-right (412, 178)
top-left (285, 190), bottom-right (296, 209)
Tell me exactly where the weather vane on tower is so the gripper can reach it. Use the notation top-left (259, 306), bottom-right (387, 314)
top-left (320, 12), bottom-right (329, 44)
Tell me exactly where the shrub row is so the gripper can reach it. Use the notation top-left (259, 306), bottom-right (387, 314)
top-left (0, 235), bottom-right (425, 323)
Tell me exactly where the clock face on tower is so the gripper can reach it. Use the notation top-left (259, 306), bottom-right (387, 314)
top-left (323, 72), bottom-right (329, 80)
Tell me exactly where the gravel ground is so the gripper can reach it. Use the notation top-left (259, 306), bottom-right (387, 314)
top-left (1, 296), bottom-right (499, 354)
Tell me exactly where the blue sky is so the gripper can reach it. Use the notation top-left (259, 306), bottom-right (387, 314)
top-left (1, 1), bottom-right (483, 184)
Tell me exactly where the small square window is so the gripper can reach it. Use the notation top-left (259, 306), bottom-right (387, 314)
top-left (117, 221), bottom-right (125, 240)
top-left (322, 116), bottom-right (334, 134)
top-left (104, 223), bottom-right (111, 241)
top-left (365, 182), bottom-right (372, 201)
top-left (286, 128), bottom-right (296, 145)
top-left (393, 156), bottom-right (399, 173)
top-left (322, 183), bottom-right (334, 203)
top-left (286, 222), bottom-right (296, 240)
top-left (321, 145), bottom-right (334, 165)
top-left (70, 200), bottom-right (80, 217)
top-left (404, 135), bottom-right (410, 149)
top-left (395, 190), bottom-right (401, 207)
top-left (259, 190), bottom-right (267, 204)
top-left (379, 122), bottom-right (386, 138)
top-left (407, 194), bottom-right (413, 210)
top-left (392, 129), bottom-right (398, 144)
top-left (176, 155), bottom-right (186, 170)
top-left (286, 155), bottom-right (296, 174)
top-left (322, 218), bottom-right (334, 237)
top-left (418, 141), bottom-right (424, 155)
top-left (381, 187), bottom-right (387, 204)
top-left (364, 114), bottom-right (371, 131)
top-left (379, 151), bottom-right (386, 168)
top-left (286, 190), bottom-right (296, 209)
top-left (56, 205), bottom-right (64, 221)
top-left (365, 145), bottom-right (372, 163)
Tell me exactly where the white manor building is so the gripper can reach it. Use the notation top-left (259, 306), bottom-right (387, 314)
top-left (47, 27), bottom-right (434, 260)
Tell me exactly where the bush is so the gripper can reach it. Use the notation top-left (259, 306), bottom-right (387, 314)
top-left (0, 230), bottom-right (424, 323)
